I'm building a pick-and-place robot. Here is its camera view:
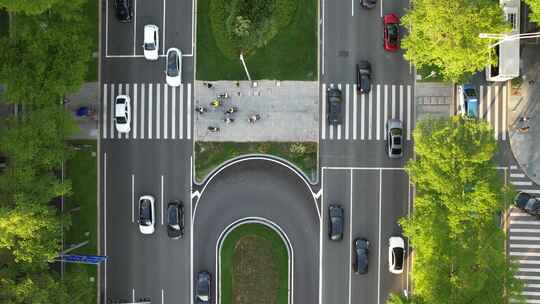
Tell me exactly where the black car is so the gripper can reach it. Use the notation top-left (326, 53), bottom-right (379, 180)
top-left (115, 0), bottom-right (132, 23)
top-left (515, 192), bottom-right (540, 216)
top-left (327, 88), bottom-right (342, 126)
top-left (167, 201), bottom-right (184, 239)
top-left (360, 0), bottom-right (376, 9)
top-left (356, 61), bottom-right (372, 94)
top-left (328, 205), bottom-right (344, 241)
top-left (196, 271), bottom-right (211, 304)
top-left (353, 238), bottom-right (369, 274)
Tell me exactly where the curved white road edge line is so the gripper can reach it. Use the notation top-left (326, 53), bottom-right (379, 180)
top-left (192, 156), bottom-right (320, 220)
top-left (215, 217), bottom-right (294, 304)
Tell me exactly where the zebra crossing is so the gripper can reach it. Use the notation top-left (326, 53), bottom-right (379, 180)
top-left (102, 83), bottom-right (192, 140)
top-left (476, 84), bottom-right (508, 141)
top-left (508, 165), bottom-right (540, 304)
top-left (320, 83), bottom-right (414, 142)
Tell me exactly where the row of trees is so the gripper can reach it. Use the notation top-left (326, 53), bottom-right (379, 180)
top-left (387, 117), bottom-right (523, 304)
top-left (0, 0), bottom-right (94, 302)
top-left (402, 0), bottom-right (539, 82)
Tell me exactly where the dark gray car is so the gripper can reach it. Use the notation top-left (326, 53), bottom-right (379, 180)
top-left (356, 61), bottom-right (372, 94)
top-left (328, 205), bottom-right (344, 241)
top-left (360, 0), bottom-right (376, 9)
top-left (327, 88), bottom-right (342, 126)
top-left (386, 119), bottom-right (403, 158)
top-left (196, 271), bottom-right (211, 304)
top-left (167, 201), bottom-right (184, 239)
top-left (354, 238), bottom-right (369, 274)
top-left (515, 192), bottom-right (540, 216)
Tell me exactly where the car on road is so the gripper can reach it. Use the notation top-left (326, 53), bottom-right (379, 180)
top-left (114, 0), bottom-right (132, 23)
top-left (165, 48), bottom-right (182, 87)
top-left (458, 84), bottom-right (479, 118)
top-left (196, 271), bottom-right (211, 304)
top-left (143, 25), bottom-right (159, 60)
top-left (138, 195), bottom-right (155, 234)
top-left (515, 192), bottom-right (540, 216)
top-left (386, 119), bottom-right (403, 158)
top-left (327, 87), bottom-right (342, 125)
top-left (353, 238), bottom-right (370, 274)
top-left (328, 205), bottom-right (344, 241)
top-left (167, 201), bottom-right (184, 239)
top-left (114, 95), bottom-right (131, 133)
top-left (356, 61), bottom-right (372, 94)
top-left (388, 236), bottom-right (405, 274)
top-left (383, 14), bottom-right (400, 52)
top-left (360, 0), bottom-right (376, 9)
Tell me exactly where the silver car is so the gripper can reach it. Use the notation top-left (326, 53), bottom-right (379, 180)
top-left (386, 119), bottom-right (403, 158)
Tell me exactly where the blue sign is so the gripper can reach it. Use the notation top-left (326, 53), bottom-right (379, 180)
top-left (59, 254), bottom-right (107, 265)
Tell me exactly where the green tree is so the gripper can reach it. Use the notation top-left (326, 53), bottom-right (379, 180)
top-left (401, 116), bottom-right (524, 304)
top-left (0, 0), bottom-right (59, 15)
top-left (523, 0), bottom-right (540, 25)
top-left (0, 13), bottom-right (91, 106)
top-left (402, 0), bottom-right (510, 82)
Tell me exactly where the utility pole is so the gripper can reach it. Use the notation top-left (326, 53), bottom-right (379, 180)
top-left (239, 52), bottom-right (253, 86)
top-left (479, 32), bottom-right (540, 48)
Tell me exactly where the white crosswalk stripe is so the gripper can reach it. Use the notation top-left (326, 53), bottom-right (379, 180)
top-left (508, 165), bottom-right (540, 304)
top-left (101, 83), bottom-right (192, 140)
top-left (477, 85), bottom-right (508, 141)
top-left (321, 83), bottom-right (414, 141)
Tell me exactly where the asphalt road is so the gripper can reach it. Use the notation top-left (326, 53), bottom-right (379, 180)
top-left (193, 159), bottom-right (320, 304)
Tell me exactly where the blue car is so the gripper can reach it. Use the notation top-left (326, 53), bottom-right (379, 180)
top-left (460, 84), bottom-right (479, 118)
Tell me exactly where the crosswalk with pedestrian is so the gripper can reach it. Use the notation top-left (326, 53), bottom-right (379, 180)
top-left (101, 83), bottom-right (192, 140)
top-left (320, 83), bottom-right (414, 142)
top-left (508, 165), bottom-right (540, 304)
top-left (476, 84), bottom-right (508, 141)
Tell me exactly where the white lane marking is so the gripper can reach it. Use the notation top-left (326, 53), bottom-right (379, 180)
top-left (511, 252), bottom-right (540, 257)
top-left (162, 0), bottom-right (166, 55)
top-left (360, 91), bottom-right (365, 140)
top-left (368, 87), bottom-right (373, 140)
top-left (187, 83), bottom-right (192, 139)
top-left (406, 179), bottom-right (411, 294)
top-left (133, 83), bottom-right (138, 139)
top-left (105, 0), bottom-right (109, 56)
top-left (149, 84), bottom-right (153, 139)
top-left (503, 85), bottom-right (507, 140)
top-left (348, 170), bottom-right (353, 304)
top-left (172, 85), bottom-right (176, 139)
top-left (322, 84), bottom-right (327, 140)
top-left (512, 181), bottom-right (534, 186)
top-left (511, 228), bottom-right (540, 233)
top-left (345, 83), bottom-right (350, 140)
top-left (319, 167), bottom-right (324, 304)
top-left (376, 85), bottom-right (380, 140)
top-left (164, 84), bottom-right (168, 139)
top-left (180, 84), bottom-right (184, 139)
top-left (510, 212), bottom-right (534, 217)
top-left (383, 85), bottom-right (388, 140)
top-left (321, 0), bottom-right (325, 75)
top-left (377, 169), bottom-right (382, 304)
top-left (524, 283), bottom-right (540, 288)
top-left (391, 84), bottom-right (396, 119)
top-left (131, 174), bottom-right (135, 223)
top-left (512, 244), bottom-right (540, 249)
top-left (190, 156), bottom-right (194, 304)
top-left (353, 85), bottom-right (357, 140)
top-left (511, 173), bottom-right (525, 178)
top-left (141, 84), bottom-right (146, 139)
top-left (132, 289), bottom-right (135, 302)
top-left (337, 84), bottom-right (342, 140)
top-left (380, 0), bottom-right (383, 17)
top-left (519, 268), bottom-right (540, 272)
top-left (515, 275), bottom-right (540, 280)
top-left (511, 221), bottom-right (540, 225)
top-left (162, 289), bottom-right (164, 304)
top-left (110, 84), bottom-right (115, 139)
top-left (511, 236), bottom-right (540, 241)
top-left (103, 84), bottom-right (108, 139)
top-left (519, 261), bottom-right (540, 265)
top-left (157, 83), bottom-right (161, 139)
top-left (479, 85), bottom-right (484, 118)
top-left (520, 189), bottom-right (540, 194)
top-left (486, 85), bottom-right (491, 124)
top-left (511, 165), bottom-right (518, 170)
top-left (495, 85), bottom-right (499, 139)
top-left (133, 0), bottom-right (137, 55)
top-left (104, 153), bottom-right (107, 297)
top-left (523, 291), bottom-right (540, 296)
top-left (351, 0), bottom-right (354, 16)
top-left (161, 175), bottom-right (164, 225)
top-left (399, 85), bottom-right (403, 121)
top-left (406, 85), bottom-right (411, 141)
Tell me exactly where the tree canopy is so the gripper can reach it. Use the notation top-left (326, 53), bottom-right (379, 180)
top-left (0, 0), bottom-right (59, 15)
top-left (402, 0), bottom-right (510, 82)
top-left (523, 0), bottom-right (540, 26)
top-left (389, 116), bottom-right (524, 304)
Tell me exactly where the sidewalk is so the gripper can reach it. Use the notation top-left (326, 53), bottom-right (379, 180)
top-left (414, 82), bottom-right (453, 122)
top-left (65, 82), bottom-right (99, 140)
top-left (508, 44), bottom-right (540, 185)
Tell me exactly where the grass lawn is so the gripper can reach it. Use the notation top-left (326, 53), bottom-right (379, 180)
top-left (64, 140), bottom-right (97, 303)
top-left (220, 224), bottom-right (288, 304)
top-left (196, 0), bottom-right (317, 80)
top-left (83, 0), bottom-right (98, 82)
top-left (194, 142), bottom-right (318, 183)
top-left (0, 9), bottom-right (9, 38)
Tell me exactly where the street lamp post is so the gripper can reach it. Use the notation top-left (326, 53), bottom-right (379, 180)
top-left (479, 32), bottom-right (540, 48)
top-left (239, 52), bottom-right (253, 86)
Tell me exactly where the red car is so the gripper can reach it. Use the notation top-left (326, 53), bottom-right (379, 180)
top-left (383, 14), bottom-right (400, 52)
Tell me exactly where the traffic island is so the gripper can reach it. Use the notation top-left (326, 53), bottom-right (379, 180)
top-left (219, 223), bottom-right (289, 304)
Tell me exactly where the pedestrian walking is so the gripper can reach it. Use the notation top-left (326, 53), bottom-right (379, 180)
top-left (224, 117), bottom-right (234, 124)
top-left (210, 99), bottom-right (221, 108)
top-left (195, 106), bottom-right (207, 114)
top-left (202, 82), bottom-right (213, 89)
top-left (248, 114), bottom-right (261, 124)
top-left (208, 126), bottom-right (220, 132)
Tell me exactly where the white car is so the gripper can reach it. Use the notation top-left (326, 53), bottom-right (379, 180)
top-left (388, 236), bottom-right (405, 274)
top-left (143, 25), bottom-right (159, 60)
top-left (114, 95), bottom-right (131, 133)
top-left (138, 195), bottom-right (155, 234)
top-left (165, 48), bottom-right (182, 87)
